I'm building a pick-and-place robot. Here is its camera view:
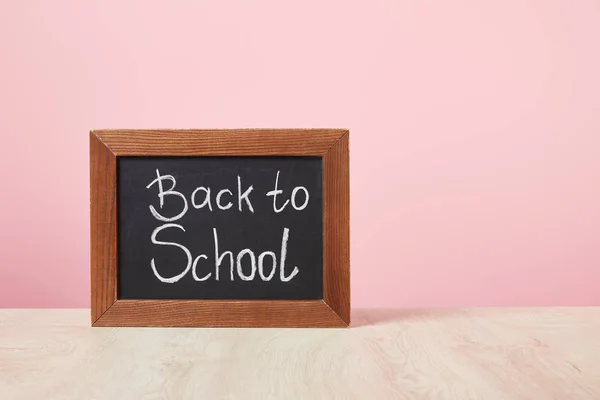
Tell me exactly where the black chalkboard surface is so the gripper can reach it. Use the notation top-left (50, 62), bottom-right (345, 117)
top-left (117, 156), bottom-right (323, 300)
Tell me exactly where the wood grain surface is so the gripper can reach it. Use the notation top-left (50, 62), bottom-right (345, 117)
top-left (2, 308), bottom-right (600, 399)
top-left (90, 129), bottom-right (350, 328)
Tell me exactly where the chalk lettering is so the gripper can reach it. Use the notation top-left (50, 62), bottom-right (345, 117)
top-left (280, 227), bottom-right (299, 282)
top-left (237, 176), bottom-right (254, 213)
top-left (258, 251), bottom-right (277, 281)
top-left (192, 187), bottom-right (212, 211)
top-left (291, 186), bottom-right (309, 210)
top-left (192, 254), bottom-right (210, 281)
top-left (146, 169), bottom-right (188, 222)
top-left (266, 170), bottom-right (289, 213)
top-left (150, 223), bottom-right (192, 283)
top-left (216, 189), bottom-right (233, 210)
top-left (236, 249), bottom-right (257, 281)
top-left (213, 228), bottom-right (235, 281)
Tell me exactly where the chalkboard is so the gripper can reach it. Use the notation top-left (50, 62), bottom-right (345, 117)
top-left (90, 129), bottom-right (349, 327)
top-left (117, 156), bottom-right (323, 300)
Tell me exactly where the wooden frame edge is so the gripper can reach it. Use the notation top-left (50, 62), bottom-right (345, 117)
top-left (90, 129), bottom-right (350, 328)
top-left (91, 128), bottom-right (348, 156)
top-left (90, 132), bottom-right (118, 324)
top-left (322, 130), bottom-right (350, 326)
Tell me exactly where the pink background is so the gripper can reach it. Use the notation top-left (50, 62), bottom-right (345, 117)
top-left (1, 1), bottom-right (599, 308)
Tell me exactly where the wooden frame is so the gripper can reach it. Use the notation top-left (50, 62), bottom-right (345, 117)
top-left (90, 129), bottom-right (350, 328)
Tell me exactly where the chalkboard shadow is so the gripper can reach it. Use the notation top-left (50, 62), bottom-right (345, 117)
top-left (351, 308), bottom-right (465, 328)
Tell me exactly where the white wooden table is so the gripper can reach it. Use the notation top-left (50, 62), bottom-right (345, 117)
top-left (1, 308), bottom-right (599, 399)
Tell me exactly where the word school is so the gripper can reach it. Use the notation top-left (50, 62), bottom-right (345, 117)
top-left (145, 169), bottom-right (310, 283)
